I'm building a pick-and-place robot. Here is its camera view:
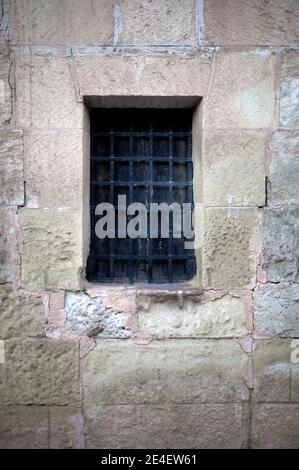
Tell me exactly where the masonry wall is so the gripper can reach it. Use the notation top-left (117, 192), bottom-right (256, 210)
top-left (0, 0), bottom-right (298, 448)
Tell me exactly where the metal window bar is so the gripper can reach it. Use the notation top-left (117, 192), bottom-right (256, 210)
top-left (87, 109), bottom-right (196, 284)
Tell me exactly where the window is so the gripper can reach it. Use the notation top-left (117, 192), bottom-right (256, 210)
top-left (87, 108), bottom-right (196, 284)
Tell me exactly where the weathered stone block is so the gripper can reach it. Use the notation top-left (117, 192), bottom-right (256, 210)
top-left (0, 284), bottom-right (44, 338)
top-left (252, 339), bottom-right (299, 402)
top-left (30, 55), bottom-right (83, 130)
top-left (65, 291), bottom-right (132, 338)
top-left (84, 403), bottom-right (249, 449)
top-left (50, 406), bottom-right (84, 449)
top-left (0, 405), bottom-right (49, 449)
top-left (261, 208), bottom-right (299, 282)
top-left (0, 207), bottom-right (19, 284)
top-left (116, 0), bottom-right (197, 45)
top-left (83, 340), bottom-right (249, 406)
top-left (0, 405), bottom-right (83, 448)
top-left (73, 52), bottom-right (213, 100)
top-left (280, 49), bottom-right (299, 127)
top-left (203, 130), bottom-right (266, 206)
top-left (268, 131), bottom-right (299, 207)
top-left (205, 0), bottom-right (299, 45)
top-left (0, 338), bottom-right (79, 405)
top-left (138, 294), bottom-right (248, 338)
top-left (252, 404), bottom-right (299, 449)
top-left (10, 0), bottom-right (113, 45)
top-left (254, 284), bottom-right (299, 338)
top-left (203, 208), bottom-right (258, 289)
top-left (0, 46), bottom-right (11, 124)
top-left (0, 130), bottom-right (24, 205)
top-left (204, 50), bottom-right (276, 129)
top-left (20, 208), bottom-right (83, 290)
top-left (24, 130), bottom-right (83, 208)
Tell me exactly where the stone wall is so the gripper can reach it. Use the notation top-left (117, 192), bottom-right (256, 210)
top-left (0, 0), bottom-right (298, 448)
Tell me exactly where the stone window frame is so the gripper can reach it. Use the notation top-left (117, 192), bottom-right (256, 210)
top-left (82, 97), bottom-right (203, 289)
top-left (18, 50), bottom-right (273, 292)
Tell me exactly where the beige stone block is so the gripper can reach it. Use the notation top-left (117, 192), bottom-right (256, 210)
top-left (138, 294), bottom-right (248, 338)
top-left (73, 52), bottom-right (213, 100)
top-left (0, 207), bottom-right (19, 284)
top-left (50, 406), bottom-right (84, 449)
top-left (24, 130), bottom-right (84, 208)
top-left (0, 405), bottom-right (49, 449)
top-left (203, 208), bottom-right (258, 289)
top-left (0, 130), bottom-right (24, 205)
top-left (204, 50), bottom-right (276, 129)
top-left (252, 339), bottom-right (297, 402)
top-left (0, 338), bottom-right (79, 405)
top-left (83, 339), bottom-right (249, 406)
top-left (30, 55), bottom-right (83, 129)
top-left (205, 0), bottom-right (299, 46)
top-left (203, 130), bottom-right (266, 207)
top-left (84, 403), bottom-right (249, 449)
top-left (279, 49), bottom-right (299, 127)
top-left (0, 284), bottom-right (44, 338)
top-left (117, 0), bottom-right (197, 45)
top-left (252, 404), bottom-right (299, 449)
top-left (0, 46), bottom-right (11, 124)
top-left (20, 208), bottom-right (83, 290)
top-left (13, 51), bottom-right (32, 129)
top-left (268, 131), bottom-right (299, 206)
top-left (10, 0), bottom-right (113, 45)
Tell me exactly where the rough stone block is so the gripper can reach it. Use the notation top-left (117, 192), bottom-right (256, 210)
top-left (83, 340), bottom-right (249, 406)
top-left (268, 131), bottom-right (299, 207)
top-left (0, 284), bottom-right (44, 339)
top-left (65, 291), bottom-right (132, 338)
top-left (252, 404), bottom-right (299, 449)
top-left (280, 49), bottom-right (299, 127)
top-left (10, 0), bottom-right (113, 45)
top-left (73, 52), bottom-right (213, 100)
top-left (203, 130), bottom-right (266, 206)
top-left (0, 338), bottom-right (79, 405)
top-left (261, 207), bottom-right (299, 282)
top-left (24, 130), bottom-right (83, 208)
top-left (252, 338), bottom-right (299, 402)
top-left (0, 46), bottom-right (11, 124)
top-left (49, 406), bottom-right (84, 449)
top-left (0, 207), bottom-right (19, 284)
top-left (203, 208), bottom-right (259, 289)
top-left (84, 403), bottom-right (249, 449)
top-left (205, 0), bottom-right (299, 45)
top-left (254, 284), bottom-right (299, 338)
top-left (20, 208), bottom-right (83, 290)
top-left (30, 55), bottom-right (83, 130)
top-left (204, 50), bottom-right (276, 129)
top-left (0, 405), bottom-right (49, 449)
top-left (116, 0), bottom-right (197, 45)
top-left (0, 130), bottom-right (24, 205)
top-left (138, 294), bottom-right (248, 338)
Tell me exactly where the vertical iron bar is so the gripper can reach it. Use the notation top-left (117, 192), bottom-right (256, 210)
top-left (168, 125), bottom-right (173, 283)
top-left (109, 129), bottom-right (114, 281)
top-left (128, 123), bottom-right (134, 283)
top-left (148, 117), bottom-right (153, 283)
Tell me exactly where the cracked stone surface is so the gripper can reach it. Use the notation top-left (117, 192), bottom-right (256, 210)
top-left (254, 284), bottom-right (299, 337)
top-left (261, 207), bottom-right (299, 283)
top-left (65, 292), bottom-right (132, 338)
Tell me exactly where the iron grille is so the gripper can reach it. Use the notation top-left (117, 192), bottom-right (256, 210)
top-left (87, 108), bottom-right (196, 284)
